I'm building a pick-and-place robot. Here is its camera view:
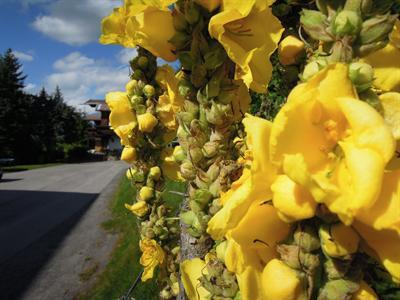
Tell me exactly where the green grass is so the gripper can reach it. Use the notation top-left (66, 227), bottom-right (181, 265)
top-left (77, 176), bottom-right (185, 300)
top-left (3, 163), bottom-right (63, 172)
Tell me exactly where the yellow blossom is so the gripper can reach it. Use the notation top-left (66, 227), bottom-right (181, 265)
top-left (363, 20), bottom-right (400, 92)
top-left (278, 35), bottom-right (305, 66)
top-left (120, 146), bottom-right (137, 163)
top-left (207, 114), bottom-right (278, 240)
top-left (209, 0), bottom-right (283, 92)
top-left (106, 91), bottom-right (137, 146)
top-left (319, 223), bottom-right (360, 258)
top-left (155, 66), bottom-right (184, 130)
top-left (125, 201), bottom-right (149, 217)
top-left (139, 186), bottom-right (154, 202)
top-left (380, 92), bottom-right (400, 140)
top-left (100, 0), bottom-right (177, 62)
top-left (352, 281), bottom-right (378, 300)
top-left (137, 112), bottom-right (158, 133)
top-left (354, 222), bottom-right (400, 283)
top-left (261, 259), bottom-right (305, 300)
top-left (270, 63), bottom-right (395, 224)
top-left (161, 147), bottom-right (184, 182)
top-left (181, 258), bottom-right (210, 300)
top-left (139, 238), bottom-right (165, 281)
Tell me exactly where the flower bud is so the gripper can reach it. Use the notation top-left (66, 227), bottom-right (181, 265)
top-left (348, 62), bottom-right (374, 92)
top-left (193, 189), bottom-right (213, 209)
top-left (300, 9), bottom-right (333, 42)
top-left (137, 112), bottom-right (158, 133)
top-left (333, 10), bottom-right (362, 37)
top-left (185, 2), bottom-right (200, 25)
top-left (139, 186), bottom-right (154, 202)
top-left (324, 258), bottom-right (349, 280)
top-left (126, 167), bottom-right (137, 180)
top-left (143, 84), bottom-right (155, 98)
top-left (169, 32), bottom-right (190, 49)
top-left (144, 227), bottom-right (155, 239)
top-left (172, 10), bottom-right (188, 31)
top-left (359, 14), bottom-right (397, 45)
top-left (206, 102), bottom-right (232, 125)
top-left (172, 145), bottom-right (186, 163)
top-left (180, 160), bottom-right (196, 180)
top-left (130, 95), bottom-right (144, 106)
top-left (181, 210), bottom-right (196, 225)
top-left (121, 146), bottom-right (137, 163)
top-left (278, 35), bottom-right (305, 66)
top-left (318, 279), bottom-right (359, 299)
top-left (189, 146), bottom-right (203, 164)
top-left (205, 76), bottom-right (221, 99)
top-left (132, 69), bottom-right (144, 80)
top-left (160, 289), bottom-right (171, 299)
top-left (178, 79), bottom-right (193, 98)
top-left (293, 225), bottom-right (320, 252)
top-left (125, 79), bottom-right (138, 95)
top-left (301, 58), bottom-right (328, 81)
top-left (138, 56), bottom-right (148, 69)
top-left (149, 166), bottom-right (161, 181)
top-left (319, 223), bottom-right (360, 258)
top-left (202, 141), bottom-right (219, 158)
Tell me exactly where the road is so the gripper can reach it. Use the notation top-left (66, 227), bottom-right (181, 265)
top-left (0, 161), bottom-right (127, 299)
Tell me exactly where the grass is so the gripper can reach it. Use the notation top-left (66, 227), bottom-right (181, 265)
top-left (3, 163), bottom-right (63, 172)
top-left (77, 175), bottom-right (185, 300)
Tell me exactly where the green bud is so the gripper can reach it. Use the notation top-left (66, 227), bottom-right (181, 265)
top-left (300, 9), bottom-right (333, 42)
top-left (206, 102), bottom-right (232, 125)
top-left (160, 289), bottom-right (172, 299)
top-left (181, 211), bottom-right (196, 225)
top-left (132, 69), bottom-right (144, 80)
top-left (301, 58), bottom-right (328, 81)
top-left (130, 95), bottom-right (144, 106)
top-left (157, 205), bottom-right (167, 218)
top-left (206, 76), bottom-right (221, 99)
top-left (217, 89), bottom-right (235, 105)
top-left (172, 9), bottom-right (188, 31)
top-left (359, 14), bottom-right (397, 45)
top-left (277, 244), bottom-right (302, 269)
top-left (356, 40), bottom-right (388, 57)
top-left (202, 141), bottom-right (219, 158)
top-left (294, 225), bottom-right (321, 252)
top-left (143, 84), bottom-right (155, 98)
top-left (178, 79), bottom-right (193, 98)
top-left (207, 163), bottom-right (220, 182)
top-left (324, 258), bottom-right (350, 280)
top-left (185, 2), bottom-right (200, 25)
top-left (171, 246), bottom-right (180, 256)
top-left (153, 225), bottom-right (164, 236)
top-left (333, 10), bottom-right (362, 37)
top-left (144, 228), bottom-right (155, 239)
top-left (189, 199), bottom-right (203, 213)
top-left (191, 64), bottom-right (208, 88)
top-left (194, 189), bottom-right (213, 208)
top-left (203, 45), bottom-right (226, 70)
top-left (172, 146), bottom-right (186, 163)
top-left (348, 62), bottom-right (374, 92)
top-left (138, 56), bottom-right (148, 69)
top-left (318, 279), bottom-right (359, 299)
top-left (209, 180), bottom-right (221, 198)
top-left (180, 160), bottom-right (196, 181)
top-left (135, 104), bottom-right (147, 115)
top-left (133, 169), bottom-right (145, 183)
top-left (169, 32), bottom-right (190, 49)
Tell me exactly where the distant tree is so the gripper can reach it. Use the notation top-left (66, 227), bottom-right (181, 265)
top-left (0, 49), bottom-right (26, 94)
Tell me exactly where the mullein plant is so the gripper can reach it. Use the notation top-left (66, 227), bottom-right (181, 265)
top-left (99, 0), bottom-right (400, 299)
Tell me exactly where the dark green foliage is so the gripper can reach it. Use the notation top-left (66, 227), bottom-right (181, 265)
top-left (0, 49), bottom-right (88, 163)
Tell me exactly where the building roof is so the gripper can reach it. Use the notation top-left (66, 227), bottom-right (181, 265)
top-left (84, 99), bottom-right (110, 112)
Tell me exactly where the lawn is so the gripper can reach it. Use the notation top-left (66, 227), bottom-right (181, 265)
top-left (3, 163), bottom-right (63, 172)
top-left (77, 175), bottom-right (185, 300)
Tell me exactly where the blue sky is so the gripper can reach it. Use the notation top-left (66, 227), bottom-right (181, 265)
top-left (0, 0), bottom-right (144, 111)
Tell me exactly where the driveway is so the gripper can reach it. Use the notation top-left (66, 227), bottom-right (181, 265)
top-left (0, 161), bottom-right (127, 299)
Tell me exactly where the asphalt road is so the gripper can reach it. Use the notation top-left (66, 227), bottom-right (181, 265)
top-left (0, 161), bottom-right (127, 299)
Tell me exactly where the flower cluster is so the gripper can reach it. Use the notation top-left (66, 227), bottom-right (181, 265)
top-left (99, 0), bottom-right (400, 299)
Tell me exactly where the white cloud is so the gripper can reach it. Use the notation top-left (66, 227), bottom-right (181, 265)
top-left (24, 83), bottom-right (38, 93)
top-left (13, 51), bottom-right (34, 62)
top-left (32, 0), bottom-right (122, 46)
top-left (116, 48), bottom-right (138, 65)
top-left (45, 52), bottom-right (129, 107)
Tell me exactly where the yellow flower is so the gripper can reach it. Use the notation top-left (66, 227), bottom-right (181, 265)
top-left (261, 259), bottom-right (305, 300)
top-left (106, 91), bottom-right (137, 146)
top-left (207, 114), bottom-right (278, 240)
top-left (139, 186), bottom-right (154, 202)
top-left (278, 35), bottom-right (305, 66)
top-left (125, 201), bottom-right (149, 217)
top-left (194, 0), bottom-right (220, 12)
top-left (161, 147), bottom-right (184, 182)
top-left (354, 222), bottom-right (400, 283)
top-left (209, 0), bottom-right (283, 92)
top-left (100, 0), bottom-right (177, 62)
top-left (352, 281), bottom-right (378, 300)
top-left (181, 258), bottom-right (210, 300)
top-left (270, 63), bottom-right (395, 225)
top-left (356, 170), bottom-right (400, 234)
top-left (363, 20), bottom-right (400, 92)
top-left (155, 65), bottom-right (184, 130)
top-left (121, 146), bottom-right (137, 163)
top-left (137, 112), bottom-right (158, 133)
top-left (271, 174), bottom-right (317, 222)
top-left (319, 223), bottom-right (360, 258)
top-left (139, 238), bottom-right (165, 282)
top-left (380, 92), bottom-right (400, 140)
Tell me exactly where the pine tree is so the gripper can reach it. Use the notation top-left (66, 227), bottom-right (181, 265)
top-left (0, 49), bottom-right (27, 95)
